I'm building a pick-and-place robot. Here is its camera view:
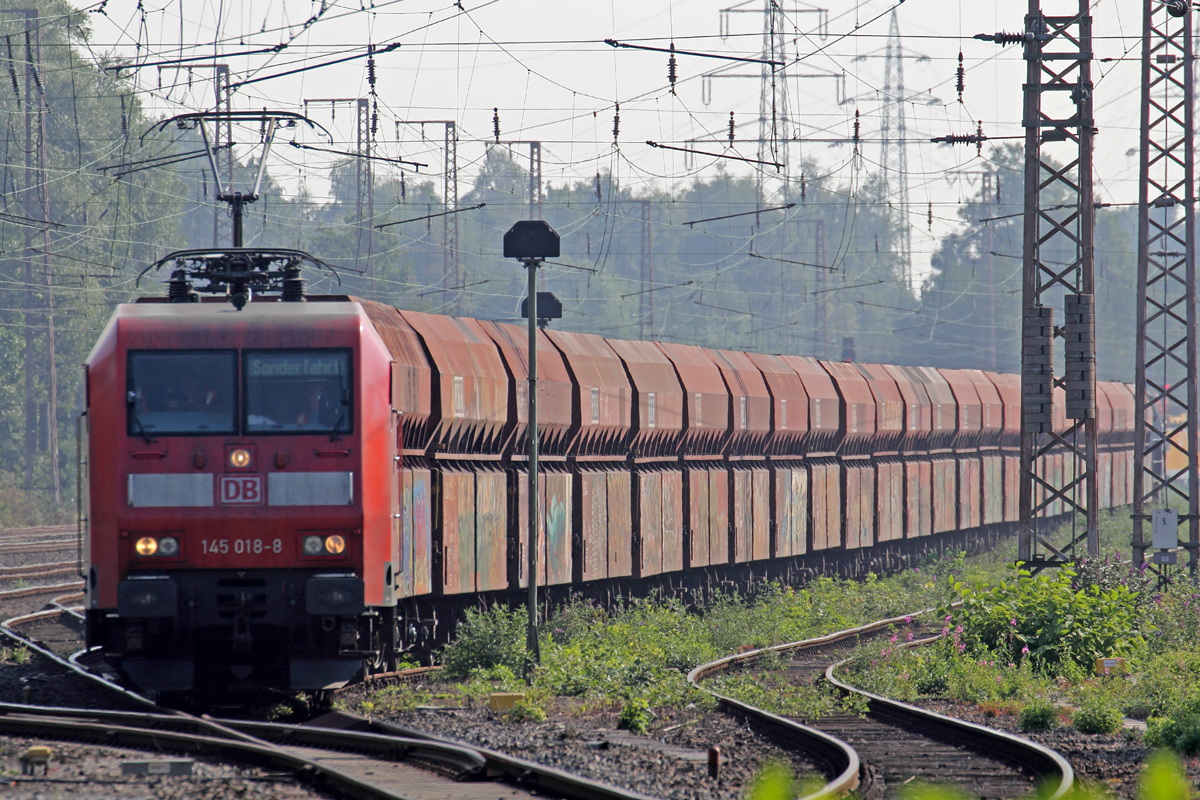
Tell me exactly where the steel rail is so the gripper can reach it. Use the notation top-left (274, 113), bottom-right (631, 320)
top-left (0, 707), bottom-right (466, 800)
top-left (318, 712), bottom-right (664, 800)
top-left (0, 560), bottom-right (75, 578)
top-left (686, 613), bottom-right (932, 800)
top-left (1, 603), bottom-right (158, 709)
top-left (825, 639), bottom-right (1074, 800)
top-left (690, 610), bottom-right (1073, 800)
top-left (0, 611), bottom-right (664, 800)
top-left (0, 580), bottom-right (83, 600)
top-left (0, 703), bottom-right (665, 800)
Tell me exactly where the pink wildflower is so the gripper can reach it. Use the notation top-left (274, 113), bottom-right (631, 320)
top-left (1021, 645), bottom-right (1030, 655)
top-left (890, 635), bottom-right (898, 643)
top-left (907, 632), bottom-right (914, 641)
top-left (1010, 618), bottom-right (1017, 626)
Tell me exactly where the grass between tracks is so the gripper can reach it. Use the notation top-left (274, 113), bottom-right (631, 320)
top-left (839, 510), bottom-right (1200, 766)
top-left (349, 520), bottom-right (1030, 731)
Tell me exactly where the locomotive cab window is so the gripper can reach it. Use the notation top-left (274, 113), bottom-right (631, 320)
top-left (244, 350), bottom-right (352, 434)
top-left (127, 350), bottom-right (237, 436)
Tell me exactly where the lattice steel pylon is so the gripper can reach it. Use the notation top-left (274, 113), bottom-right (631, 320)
top-left (396, 120), bottom-right (460, 311)
top-left (443, 122), bottom-right (459, 311)
top-left (213, 65), bottom-right (232, 247)
top-left (1132, 0), bottom-right (1198, 577)
top-left (355, 98), bottom-right (375, 295)
top-left (879, 11), bottom-right (912, 290)
top-left (982, 0), bottom-right (1099, 567)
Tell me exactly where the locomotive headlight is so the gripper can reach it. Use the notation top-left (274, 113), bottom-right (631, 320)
top-left (324, 535), bottom-right (346, 555)
top-left (135, 537), bottom-right (158, 556)
top-left (229, 448), bottom-right (252, 468)
top-left (157, 537), bottom-right (179, 557)
top-left (302, 535), bottom-right (324, 555)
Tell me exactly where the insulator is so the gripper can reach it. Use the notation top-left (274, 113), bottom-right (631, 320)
top-left (259, 110), bottom-right (267, 140)
top-left (493, 107), bottom-right (500, 143)
top-left (120, 95), bottom-right (128, 138)
top-left (667, 43), bottom-right (677, 92)
top-left (853, 109), bottom-right (860, 145)
top-left (372, 99), bottom-right (378, 136)
top-left (595, 172), bottom-right (602, 202)
top-left (367, 44), bottom-right (377, 88)
top-left (956, 51), bottom-right (964, 102)
top-left (975, 30), bottom-right (1027, 46)
top-left (800, 173), bottom-right (807, 203)
top-left (400, 172), bottom-right (406, 200)
top-left (187, 67), bottom-right (193, 88)
top-left (168, 269), bottom-right (196, 303)
top-left (157, 67), bottom-right (162, 90)
top-left (613, 103), bottom-right (620, 141)
top-left (5, 36), bottom-right (18, 109)
top-left (728, 111), bottom-right (735, 144)
top-left (1167, 0), bottom-right (1189, 17)
top-left (928, 202), bottom-right (933, 231)
top-left (976, 120), bottom-right (984, 155)
top-left (996, 176), bottom-right (1002, 205)
top-left (282, 264), bottom-right (307, 302)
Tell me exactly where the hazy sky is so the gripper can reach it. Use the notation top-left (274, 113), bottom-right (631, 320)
top-left (77, 0), bottom-right (1153, 279)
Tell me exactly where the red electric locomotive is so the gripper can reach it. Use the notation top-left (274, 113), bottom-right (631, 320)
top-left (82, 248), bottom-right (402, 694)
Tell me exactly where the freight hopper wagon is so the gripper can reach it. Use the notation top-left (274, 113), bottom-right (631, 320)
top-left (80, 253), bottom-right (1137, 695)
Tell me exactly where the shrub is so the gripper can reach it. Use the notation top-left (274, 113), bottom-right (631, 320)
top-left (1018, 699), bottom-right (1059, 731)
top-left (1074, 696), bottom-right (1124, 734)
top-left (441, 606), bottom-right (526, 678)
top-left (507, 699), bottom-right (548, 723)
top-left (1145, 699), bottom-right (1200, 756)
top-left (619, 697), bottom-right (652, 734)
top-left (948, 566), bottom-right (1147, 672)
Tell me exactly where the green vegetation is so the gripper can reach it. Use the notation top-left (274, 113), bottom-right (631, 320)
top-left (951, 567), bottom-right (1146, 671)
top-left (350, 548), bottom-right (1005, 725)
top-left (844, 515), bottom-right (1200, 754)
top-left (0, 644), bottom-right (31, 665)
top-left (1073, 694), bottom-right (1125, 735)
top-left (618, 697), bottom-right (652, 734)
top-left (1018, 698), bottom-right (1060, 732)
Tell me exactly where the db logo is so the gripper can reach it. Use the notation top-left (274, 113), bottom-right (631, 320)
top-left (219, 475), bottom-right (264, 505)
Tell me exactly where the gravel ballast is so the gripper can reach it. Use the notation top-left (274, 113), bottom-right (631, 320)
top-left (914, 699), bottom-right (1200, 799)
top-left (368, 701), bottom-right (821, 800)
top-left (0, 735), bottom-right (325, 799)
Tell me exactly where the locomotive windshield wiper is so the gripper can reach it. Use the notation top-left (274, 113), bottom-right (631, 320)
top-left (329, 373), bottom-right (349, 442)
top-left (126, 391), bottom-right (154, 444)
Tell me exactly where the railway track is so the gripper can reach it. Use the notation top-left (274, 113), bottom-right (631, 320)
top-left (0, 600), bottom-right (662, 800)
top-left (689, 615), bottom-right (1073, 800)
top-left (0, 560), bottom-right (76, 579)
top-left (0, 538), bottom-right (80, 557)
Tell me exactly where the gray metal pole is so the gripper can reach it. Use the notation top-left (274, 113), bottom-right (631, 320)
top-left (525, 258), bottom-right (541, 671)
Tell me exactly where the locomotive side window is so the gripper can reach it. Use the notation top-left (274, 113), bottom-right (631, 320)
top-left (244, 350), bottom-right (352, 434)
top-left (127, 350), bottom-right (237, 436)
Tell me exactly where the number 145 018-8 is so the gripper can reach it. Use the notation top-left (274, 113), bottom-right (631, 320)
top-left (201, 538), bottom-right (283, 555)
